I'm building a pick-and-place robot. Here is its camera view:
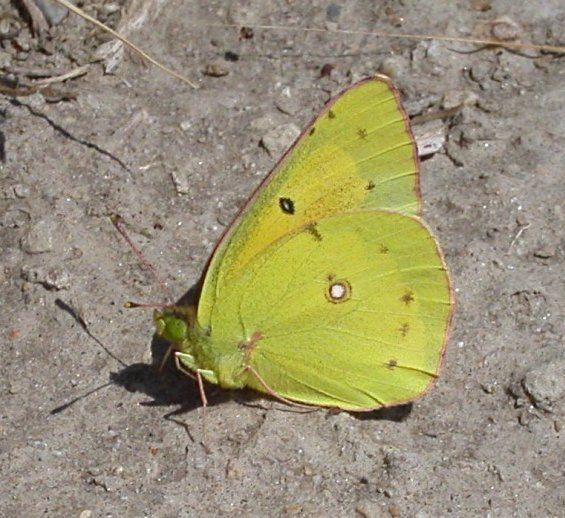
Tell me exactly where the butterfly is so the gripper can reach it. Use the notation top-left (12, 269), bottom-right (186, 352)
top-left (154, 75), bottom-right (453, 411)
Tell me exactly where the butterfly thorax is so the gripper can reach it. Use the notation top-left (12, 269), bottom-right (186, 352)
top-left (153, 306), bottom-right (248, 389)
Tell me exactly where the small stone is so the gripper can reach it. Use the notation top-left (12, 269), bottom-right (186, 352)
top-left (379, 55), bottom-right (408, 81)
top-left (522, 359), bottom-right (565, 412)
top-left (490, 16), bottom-right (521, 41)
top-left (320, 63), bottom-right (335, 78)
top-left (275, 91), bottom-right (300, 115)
top-left (79, 511), bottom-right (93, 518)
top-left (13, 184), bottom-right (31, 198)
top-left (171, 170), bottom-right (191, 195)
top-left (471, 0), bottom-right (491, 11)
top-left (470, 61), bottom-right (493, 85)
top-left (15, 34), bottom-right (31, 52)
top-left (21, 265), bottom-right (70, 290)
top-left (0, 50), bottom-right (11, 69)
top-left (21, 220), bottom-right (55, 254)
top-left (355, 500), bottom-right (382, 518)
top-left (533, 247), bottom-right (555, 259)
top-left (37, 0), bottom-right (69, 25)
top-left (261, 123), bottom-right (301, 157)
top-left (284, 504), bottom-right (303, 515)
top-left (481, 382), bottom-right (496, 394)
top-left (442, 90), bottom-right (479, 110)
top-left (413, 120), bottom-right (446, 157)
top-left (225, 459), bottom-right (242, 479)
top-left (203, 63), bottom-right (229, 77)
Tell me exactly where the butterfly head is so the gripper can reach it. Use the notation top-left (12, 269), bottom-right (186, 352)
top-left (153, 305), bottom-right (195, 346)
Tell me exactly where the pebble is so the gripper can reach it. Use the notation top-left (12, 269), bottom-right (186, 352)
top-left (34, 0), bottom-right (69, 25)
top-left (13, 184), bottom-right (31, 198)
top-left (470, 61), bottom-right (494, 86)
top-left (413, 120), bottom-right (446, 158)
top-left (21, 265), bottom-right (70, 290)
top-left (533, 246), bottom-right (555, 259)
top-left (171, 170), bottom-right (191, 195)
top-left (379, 55), bottom-right (409, 81)
top-left (21, 220), bottom-right (55, 254)
top-left (0, 50), bottom-right (11, 69)
top-left (522, 359), bottom-right (565, 412)
top-left (490, 16), bottom-right (521, 41)
top-left (355, 500), bottom-right (381, 518)
top-left (203, 63), bottom-right (229, 77)
top-left (261, 123), bottom-right (301, 157)
top-left (442, 90), bottom-right (479, 110)
top-left (275, 91), bottom-right (300, 116)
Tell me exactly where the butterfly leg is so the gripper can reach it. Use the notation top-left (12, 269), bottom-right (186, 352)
top-left (195, 370), bottom-right (208, 407)
top-left (173, 351), bottom-right (196, 380)
top-left (157, 344), bottom-right (174, 374)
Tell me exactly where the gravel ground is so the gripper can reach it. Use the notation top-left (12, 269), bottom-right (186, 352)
top-left (1, 1), bottom-right (564, 516)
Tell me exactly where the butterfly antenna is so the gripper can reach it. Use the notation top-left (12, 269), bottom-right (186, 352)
top-left (111, 214), bottom-right (175, 304)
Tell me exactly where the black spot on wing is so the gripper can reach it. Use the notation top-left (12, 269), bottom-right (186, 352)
top-left (328, 110), bottom-right (336, 119)
top-left (279, 197), bottom-right (295, 215)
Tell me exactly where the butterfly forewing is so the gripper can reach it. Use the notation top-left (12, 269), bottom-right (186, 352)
top-left (197, 76), bottom-right (421, 331)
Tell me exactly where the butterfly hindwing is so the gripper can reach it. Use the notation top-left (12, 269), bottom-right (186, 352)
top-left (207, 211), bottom-right (451, 410)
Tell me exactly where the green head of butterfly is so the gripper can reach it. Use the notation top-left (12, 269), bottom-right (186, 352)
top-left (153, 309), bottom-right (189, 344)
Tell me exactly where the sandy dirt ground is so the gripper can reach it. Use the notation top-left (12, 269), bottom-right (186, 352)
top-left (1, 1), bottom-right (564, 516)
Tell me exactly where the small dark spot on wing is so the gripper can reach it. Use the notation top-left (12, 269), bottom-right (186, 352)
top-left (357, 128), bottom-right (368, 139)
top-left (328, 110), bottom-right (336, 119)
top-left (398, 322), bottom-right (410, 337)
top-left (306, 222), bottom-right (322, 242)
top-left (387, 359), bottom-right (398, 369)
top-left (401, 289), bottom-right (415, 305)
top-left (309, 126), bottom-right (316, 136)
top-left (366, 181), bottom-right (375, 191)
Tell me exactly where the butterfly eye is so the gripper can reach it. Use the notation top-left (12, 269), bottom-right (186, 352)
top-left (326, 279), bottom-right (352, 304)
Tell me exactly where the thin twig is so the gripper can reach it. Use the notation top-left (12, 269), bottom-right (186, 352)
top-left (206, 22), bottom-right (565, 55)
top-left (32, 64), bottom-right (90, 85)
top-left (508, 223), bottom-right (530, 252)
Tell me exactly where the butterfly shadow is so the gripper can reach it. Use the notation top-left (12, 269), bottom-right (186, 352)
top-left (349, 403), bottom-right (413, 422)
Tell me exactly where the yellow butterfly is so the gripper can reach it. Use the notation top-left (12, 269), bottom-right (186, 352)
top-left (155, 75), bottom-right (453, 411)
